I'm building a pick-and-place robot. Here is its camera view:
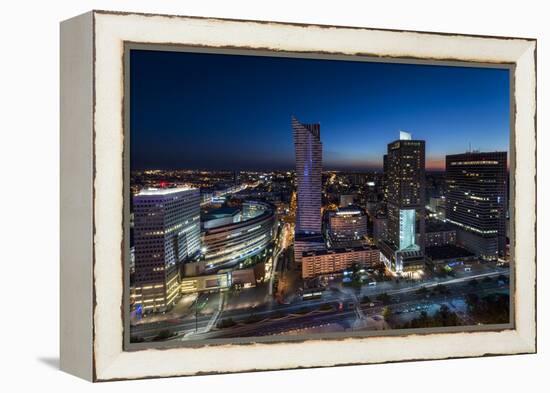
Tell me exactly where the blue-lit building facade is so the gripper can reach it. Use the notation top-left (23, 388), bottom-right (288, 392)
top-left (292, 116), bottom-right (325, 263)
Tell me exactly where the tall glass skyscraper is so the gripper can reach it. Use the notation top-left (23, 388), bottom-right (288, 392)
top-left (292, 116), bottom-right (325, 264)
top-left (132, 187), bottom-right (201, 313)
top-left (292, 116), bottom-right (322, 234)
top-left (445, 151), bottom-right (507, 260)
top-left (381, 131), bottom-right (426, 273)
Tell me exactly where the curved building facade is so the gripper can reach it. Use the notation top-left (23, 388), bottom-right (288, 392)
top-left (202, 201), bottom-right (276, 270)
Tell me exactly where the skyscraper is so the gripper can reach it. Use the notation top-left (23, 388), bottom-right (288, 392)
top-left (293, 116), bottom-right (322, 234)
top-left (445, 151), bottom-right (507, 260)
top-left (292, 116), bottom-right (325, 264)
top-left (382, 154), bottom-right (389, 203)
top-left (131, 187), bottom-right (201, 313)
top-left (380, 131), bottom-right (426, 273)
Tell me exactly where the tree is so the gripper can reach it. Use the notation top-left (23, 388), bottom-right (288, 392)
top-left (434, 305), bottom-right (460, 326)
top-left (244, 314), bottom-right (262, 324)
top-left (468, 279), bottom-right (479, 287)
top-left (466, 293), bottom-right (480, 308)
top-left (398, 306), bottom-right (461, 329)
top-left (416, 286), bottom-right (429, 295)
top-left (361, 295), bottom-right (371, 304)
top-left (468, 293), bottom-right (510, 324)
top-left (376, 292), bottom-right (392, 305)
top-left (217, 318), bottom-right (236, 329)
top-left (382, 306), bottom-right (392, 321)
top-left (153, 329), bottom-right (173, 341)
top-left (297, 306), bottom-right (310, 314)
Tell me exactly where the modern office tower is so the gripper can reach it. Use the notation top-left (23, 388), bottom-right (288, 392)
top-left (373, 214), bottom-right (388, 245)
top-left (327, 206), bottom-right (368, 247)
top-left (379, 131), bottom-right (426, 273)
top-left (292, 116), bottom-right (322, 234)
top-left (131, 187), bottom-right (201, 313)
top-left (382, 154), bottom-right (389, 203)
top-left (445, 151), bottom-right (507, 260)
top-left (292, 116), bottom-right (325, 264)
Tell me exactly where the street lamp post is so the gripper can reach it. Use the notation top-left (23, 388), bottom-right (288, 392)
top-left (195, 295), bottom-right (199, 333)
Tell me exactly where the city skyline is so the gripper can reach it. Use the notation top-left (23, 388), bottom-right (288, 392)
top-left (130, 50), bottom-right (510, 172)
top-left (128, 49), bottom-right (511, 343)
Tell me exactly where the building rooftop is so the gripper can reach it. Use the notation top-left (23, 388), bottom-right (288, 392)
top-left (426, 219), bottom-right (456, 233)
top-left (333, 205), bottom-right (365, 216)
top-left (136, 186), bottom-right (195, 196)
top-left (203, 206), bottom-right (240, 220)
top-left (295, 232), bottom-right (325, 243)
top-left (425, 245), bottom-right (475, 260)
top-left (303, 245), bottom-right (379, 257)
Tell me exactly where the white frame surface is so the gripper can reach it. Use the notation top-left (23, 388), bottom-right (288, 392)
top-left (60, 10), bottom-right (536, 381)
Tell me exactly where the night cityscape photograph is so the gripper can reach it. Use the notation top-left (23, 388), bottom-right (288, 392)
top-left (128, 49), bottom-right (511, 344)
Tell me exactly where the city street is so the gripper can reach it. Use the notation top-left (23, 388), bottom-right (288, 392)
top-left (130, 265), bottom-right (510, 341)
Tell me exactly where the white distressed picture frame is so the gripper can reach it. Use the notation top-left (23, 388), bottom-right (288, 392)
top-left (60, 10), bottom-right (536, 381)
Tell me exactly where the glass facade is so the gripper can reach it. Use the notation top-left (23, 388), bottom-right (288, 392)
top-left (398, 209), bottom-right (417, 250)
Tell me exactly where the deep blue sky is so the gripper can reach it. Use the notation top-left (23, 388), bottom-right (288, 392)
top-left (130, 49), bottom-right (510, 171)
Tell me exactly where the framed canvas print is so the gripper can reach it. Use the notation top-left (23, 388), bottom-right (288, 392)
top-left (60, 10), bottom-right (537, 381)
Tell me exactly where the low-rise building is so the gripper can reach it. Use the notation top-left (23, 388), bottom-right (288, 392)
top-left (180, 267), bottom-right (260, 294)
top-left (420, 219), bottom-right (457, 247)
top-left (294, 233), bottom-right (326, 265)
top-left (302, 245), bottom-right (380, 279)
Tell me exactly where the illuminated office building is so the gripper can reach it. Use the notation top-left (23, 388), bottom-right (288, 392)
top-left (379, 131), bottom-right (426, 273)
top-left (383, 154), bottom-right (389, 203)
top-left (445, 151), bottom-right (507, 260)
top-left (292, 116), bottom-right (322, 234)
top-left (131, 187), bottom-right (201, 313)
top-left (327, 206), bottom-right (368, 246)
top-left (292, 116), bottom-right (325, 263)
top-left (373, 214), bottom-right (388, 246)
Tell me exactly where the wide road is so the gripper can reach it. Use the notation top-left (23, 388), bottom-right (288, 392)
top-left (194, 278), bottom-right (509, 339)
top-left (268, 223), bottom-right (290, 295)
top-left (131, 269), bottom-right (509, 341)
